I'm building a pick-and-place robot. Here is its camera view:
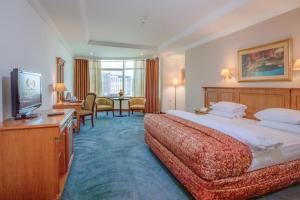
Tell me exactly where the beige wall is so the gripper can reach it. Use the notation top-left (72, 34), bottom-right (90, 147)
top-left (0, 0), bottom-right (73, 121)
top-left (186, 7), bottom-right (300, 112)
top-left (160, 53), bottom-right (185, 112)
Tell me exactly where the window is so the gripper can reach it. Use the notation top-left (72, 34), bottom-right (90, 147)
top-left (89, 60), bottom-right (145, 97)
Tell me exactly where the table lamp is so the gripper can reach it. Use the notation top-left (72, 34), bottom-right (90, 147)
top-left (220, 68), bottom-right (232, 79)
top-left (55, 83), bottom-right (67, 104)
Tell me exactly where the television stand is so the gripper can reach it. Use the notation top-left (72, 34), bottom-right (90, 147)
top-left (15, 112), bottom-right (40, 120)
top-left (0, 109), bottom-right (74, 199)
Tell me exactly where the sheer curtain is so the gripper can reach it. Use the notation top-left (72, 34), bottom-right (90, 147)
top-left (133, 60), bottom-right (145, 97)
top-left (89, 60), bottom-right (102, 96)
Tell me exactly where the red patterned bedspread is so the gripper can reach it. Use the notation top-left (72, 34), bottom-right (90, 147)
top-left (144, 114), bottom-right (252, 180)
top-left (144, 114), bottom-right (300, 200)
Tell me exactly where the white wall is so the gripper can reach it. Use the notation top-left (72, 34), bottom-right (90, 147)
top-left (160, 53), bottom-right (185, 112)
top-left (186, 7), bottom-right (300, 112)
top-left (0, 0), bottom-right (73, 121)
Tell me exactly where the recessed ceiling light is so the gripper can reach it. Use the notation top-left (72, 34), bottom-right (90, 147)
top-left (90, 52), bottom-right (94, 56)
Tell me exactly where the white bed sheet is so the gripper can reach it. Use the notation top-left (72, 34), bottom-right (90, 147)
top-left (167, 110), bottom-right (300, 171)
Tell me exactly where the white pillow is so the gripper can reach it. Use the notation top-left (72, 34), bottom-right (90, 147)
top-left (209, 109), bottom-right (245, 119)
top-left (255, 108), bottom-right (300, 125)
top-left (211, 101), bottom-right (247, 113)
top-left (259, 120), bottom-right (300, 135)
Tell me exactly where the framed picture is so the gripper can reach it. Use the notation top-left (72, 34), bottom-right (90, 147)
top-left (238, 38), bottom-right (293, 82)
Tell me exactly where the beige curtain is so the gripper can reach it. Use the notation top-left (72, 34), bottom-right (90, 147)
top-left (74, 59), bottom-right (89, 100)
top-left (133, 60), bottom-right (145, 97)
top-left (89, 60), bottom-right (102, 96)
top-left (145, 58), bottom-right (160, 113)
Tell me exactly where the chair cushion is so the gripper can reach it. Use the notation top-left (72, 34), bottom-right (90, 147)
top-left (96, 97), bottom-right (113, 106)
top-left (97, 105), bottom-right (113, 111)
top-left (78, 110), bottom-right (93, 116)
top-left (130, 105), bottom-right (145, 110)
top-left (129, 98), bottom-right (146, 105)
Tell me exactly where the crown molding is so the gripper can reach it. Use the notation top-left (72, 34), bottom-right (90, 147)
top-left (26, 0), bottom-right (73, 56)
top-left (159, 0), bottom-right (250, 50)
top-left (183, 1), bottom-right (300, 50)
top-left (88, 40), bottom-right (158, 51)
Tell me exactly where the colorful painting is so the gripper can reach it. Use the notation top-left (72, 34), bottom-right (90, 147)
top-left (238, 39), bottom-right (292, 82)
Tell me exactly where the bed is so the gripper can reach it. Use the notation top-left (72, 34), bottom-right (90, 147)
top-left (144, 87), bottom-right (300, 200)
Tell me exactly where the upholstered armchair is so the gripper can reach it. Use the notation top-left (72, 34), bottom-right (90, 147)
top-left (95, 97), bottom-right (114, 118)
top-left (78, 93), bottom-right (96, 127)
top-left (128, 97), bottom-right (146, 116)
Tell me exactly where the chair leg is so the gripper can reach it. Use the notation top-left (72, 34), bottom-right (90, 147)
top-left (91, 114), bottom-right (94, 128)
top-left (112, 110), bottom-right (114, 117)
top-left (106, 111), bottom-right (108, 116)
top-left (82, 116), bottom-right (85, 126)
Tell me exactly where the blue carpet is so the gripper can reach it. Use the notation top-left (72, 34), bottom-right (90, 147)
top-left (62, 113), bottom-right (300, 200)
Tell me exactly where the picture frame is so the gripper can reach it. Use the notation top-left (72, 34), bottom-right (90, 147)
top-left (238, 38), bottom-right (293, 82)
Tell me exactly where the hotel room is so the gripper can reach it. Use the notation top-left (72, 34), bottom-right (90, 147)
top-left (1, 0), bottom-right (300, 199)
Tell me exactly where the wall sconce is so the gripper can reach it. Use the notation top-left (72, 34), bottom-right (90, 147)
top-left (293, 59), bottom-right (300, 70)
top-left (220, 68), bottom-right (232, 80)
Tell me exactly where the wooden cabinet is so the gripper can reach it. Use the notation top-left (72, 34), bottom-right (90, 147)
top-left (0, 109), bottom-right (74, 200)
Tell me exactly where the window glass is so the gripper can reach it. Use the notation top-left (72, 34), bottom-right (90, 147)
top-left (101, 70), bottom-right (123, 96)
top-left (101, 60), bottom-right (123, 69)
top-left (90, 60), bottom-right (145, 97)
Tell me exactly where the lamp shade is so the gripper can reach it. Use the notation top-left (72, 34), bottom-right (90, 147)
top-left (220, 68), bottom-right (230, 76)
top-left (172, 78), bottom-right (179, 86)
top-left (54, 83), bottom-right (67, 92)
top-left (294, 59), bottom-right (300, 70)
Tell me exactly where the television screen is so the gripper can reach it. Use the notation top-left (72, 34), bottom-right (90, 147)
top-left (18, 71), bottom-right (42, 109)
top-left (11, 68), bottom-right (42, 117)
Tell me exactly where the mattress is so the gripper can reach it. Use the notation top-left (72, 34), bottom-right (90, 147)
top-left (167, 110), bottom-right (300, 172)
top-left (144, 113), bottom-right (252, 181)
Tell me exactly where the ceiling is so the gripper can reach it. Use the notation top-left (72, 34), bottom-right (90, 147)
top-left (27, 0), bottom-right (300, 58)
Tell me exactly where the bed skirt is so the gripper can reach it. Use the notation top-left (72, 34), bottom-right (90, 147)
top-left (144, 115), bottom-right (300, 200)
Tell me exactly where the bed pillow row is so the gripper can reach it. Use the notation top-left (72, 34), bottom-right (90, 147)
top-left (209, 110), bottom-right (245, 119)
top-left (209, 101), bottom-right (247, 119)
top-left (255, 108), bottom-right (300, 125)
top-left (211, 101), bottom-right (247, 113)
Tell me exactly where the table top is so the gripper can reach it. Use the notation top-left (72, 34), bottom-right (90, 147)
top-left (53, 102), bottom-right (83, 109)
top-left (0, 109), bottom-right (74, 131)
top-left (54, 101), bottom-right (83, 105)
top-left (111, 97), bottom-right (129, 100)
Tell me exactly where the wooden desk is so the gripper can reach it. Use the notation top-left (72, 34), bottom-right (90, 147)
top-left (0, 109), bottom-right (74, 200)
top-left (53, 102), bottom-right (83, 133)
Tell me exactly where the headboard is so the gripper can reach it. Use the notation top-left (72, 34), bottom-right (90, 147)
top-left (203, 87), bottom-right (300, 119)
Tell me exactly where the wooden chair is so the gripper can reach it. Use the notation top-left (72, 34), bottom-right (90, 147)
top-left (128, 97), bottom-right (146, 116)
top-left (95, 97), bottom-right (114, 118)
top-left (77, 93), bottom-right (96, 127)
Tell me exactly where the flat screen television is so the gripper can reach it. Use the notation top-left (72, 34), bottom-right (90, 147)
top-left (11, 68), bottom-right (42, 119)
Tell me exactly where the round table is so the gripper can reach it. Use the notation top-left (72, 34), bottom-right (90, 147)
top-left (111, 97), bottom-right (129, 117)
